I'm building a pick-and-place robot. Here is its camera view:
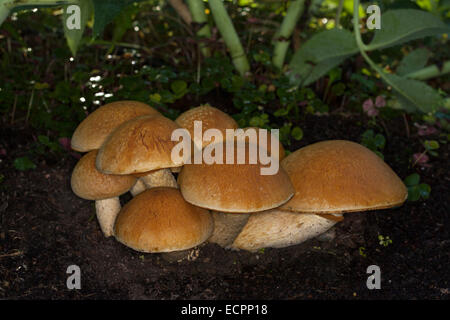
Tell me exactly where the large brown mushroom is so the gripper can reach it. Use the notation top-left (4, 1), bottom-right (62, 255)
top-left (178, 140), bottom-right (294, 248)
top-left (232, 140), bottom-right (408, 251)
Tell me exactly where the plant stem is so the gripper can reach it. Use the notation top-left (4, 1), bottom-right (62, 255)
top-left (405, 61), bottom-right (450, 80)
top-left (335, 0), bottom-right (344, 28)
top-left (208, 0), bottom-right (249, 76)
top-left (186, 0), bottom-right (212, 57)
top-left (272, 0), bottom-right (305, 70)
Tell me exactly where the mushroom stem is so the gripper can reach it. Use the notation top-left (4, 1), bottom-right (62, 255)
top-left (231, 211), bottom-right (337, 252)
top-left (208, 212), bottom-right (250, 248)
top-left (95, 197), bottom-right (121, 237)
top-left (141, 168), bottom-right (178, 189)
top-left (129, 179), bottom-right (147, 196)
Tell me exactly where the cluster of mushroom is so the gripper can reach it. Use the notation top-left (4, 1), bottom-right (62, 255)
top-left (70, 101), bottom-right (408, 259)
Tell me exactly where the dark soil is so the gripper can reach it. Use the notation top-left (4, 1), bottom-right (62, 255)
top-left (0, 111), bottom-right (449, 300)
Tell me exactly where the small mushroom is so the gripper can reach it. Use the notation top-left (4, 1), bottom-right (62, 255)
top-left (96, 114), bottom-right (183, 190)
top-left (71, 100), bottom-right (161, 196)
top-left (178, 140), bottom-right (294, 248)
top-left (114, 187), bottom-right (213, 261)
top-left (71, 150), bottom-right (138, 237)
top-left (175, 104), bottom-right (239, 150)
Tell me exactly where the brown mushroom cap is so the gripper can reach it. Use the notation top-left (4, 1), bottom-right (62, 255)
top-left (178, 141), bottom-right (294, 213)
top-left (114, 187), bottom-right (213, 253)
top-left (234, 127), bottom-right (286, 160)
top-left (175, 105), bottom-right (238, 148)
top-left (96, 114), bottom-right (182, 175)
top-left (71, 101), bottom-right (160, 152)
top-left (279, 140), bottom-right (408, 213)
top-left (71, 150), bottom-right (137, 200)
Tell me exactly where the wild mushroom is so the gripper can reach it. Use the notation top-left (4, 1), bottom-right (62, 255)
top-left (71, 100), bottom-right (160, 152)
top-left (234, 126), bottom-right (286, 161)
top-left (172, 104), bottom-right (239, 173)
top-left (96, 114), bottom-right (183, 189)
top-left (71, 100), bottom-right (161, 196)
top-left (175, 104), bottom-right (239, 149)
top-left (71, 150), bottom-right (138, 237)
top-left (177, 140), bottom-right (294, 248)
top-left (279, 140), bottom-right (408, 213)
top-left (232, 140), bottom-right (408, 251)
top-left (114, 187), bottom-right (213, 261)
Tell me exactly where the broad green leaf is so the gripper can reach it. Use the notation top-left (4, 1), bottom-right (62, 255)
top-left (288, 29), bottom-right (358, 86)
top-left (367, 9), bottom-right (450, 51)
top-left (379, 71), bottom-right (443, 113)
top-left (112, 3), bottom-right (139, 43)
top-left (63, 0), bottom-right (93, 56)
top-left (92, 0), bottom-right (138, 36)
top-left (397, 48), bottom-right (431, 76)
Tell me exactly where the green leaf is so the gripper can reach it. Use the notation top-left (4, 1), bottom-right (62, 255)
top-left (291, 126), bottom-right (303, 141)
top-left (380, 72), bottom-right (443, 113)
top-left (273, 108), bottom-right (289, 117)
top-left (374, 133), bottom-right (386, 149)
top-left (171, 80), bottom-right (188, 95)
top-left (407, 186), bottom-right (420, 201)
top-left (418, 183), bottom-right (431, 199)
top-left (288, 29), bottom-right (358, 87)
top-left (63, 0), bottom-right (93, 56)
top-left (404, 173), bottom-right (420, 187)
top-left (13, 157), bottom-right (36, 171)
top-left (367, 9), bottom-right (450, 51)
top-left (149, 93), bottom-right (161, 103)
top-left (92, 0), bottom-right (137, 37)
top-left (112, 3), bottom-right (138, 43)
top-left (424, 140), bottom-right (439, 150)
top-left (397, 48), bottom-right (431, 76)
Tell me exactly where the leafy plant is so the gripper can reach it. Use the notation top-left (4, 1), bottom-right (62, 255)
top-left (361, 129), bottom-right (385, 159)
top-left (13, 156), bottom-right (36, 171)
top-left (378, 234), bottom-right (393, 247)
top-left (404, 173), bottom-right (431, 201)
top-left (289, 4), bottom-right (450, 114)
